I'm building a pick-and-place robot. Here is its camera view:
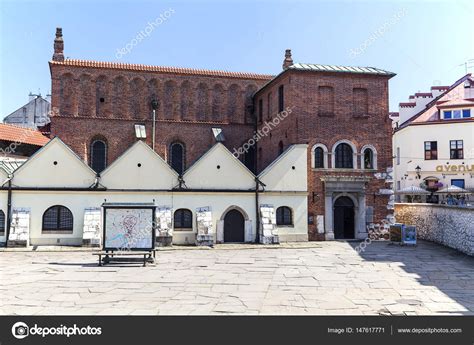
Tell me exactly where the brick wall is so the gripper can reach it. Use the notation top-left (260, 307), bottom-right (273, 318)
top-left (49, 64), bottom-right (270, 168)
top-left (255, 70), bottom-right (393, 240)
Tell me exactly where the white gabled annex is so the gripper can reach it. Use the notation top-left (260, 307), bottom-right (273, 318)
top-left (183, 143), bottom-right (256, 190)
top-left (100, 140), bottom-right (179, 190)
top-left (12, 137), bottom-right (97, 188)
top-left (258, 144), bottom-right (308, 191)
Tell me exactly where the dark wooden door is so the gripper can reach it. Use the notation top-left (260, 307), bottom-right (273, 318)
top-left (334, 196), bottom-right (355, 239)
top-left (224, 209), bottom-right (245, 243)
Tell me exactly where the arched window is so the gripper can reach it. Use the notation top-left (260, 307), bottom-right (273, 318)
top-left (278, 141), bottom-right (284, 155)
top-left (170, 142), bottom-right (185, 175)
top-left (90, 139), bottom-right (107, 173)
top-left (363, 148), bottom-right (374, 169)
top-left (314, 147), bottom-right (324, 168)
top-left (42, 205), bottom-right (73, 232)
top-left (174, 209), bottom-right (193, 230)
top-left (0, 210), bottom-right (5, 233)
top-left (276, 206), bottom-right (293, 226)
top-left (335, 143), bottom-right (353, 168)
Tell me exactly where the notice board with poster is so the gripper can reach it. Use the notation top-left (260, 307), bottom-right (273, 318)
top-left (102, 203), bottom-right (156, 251)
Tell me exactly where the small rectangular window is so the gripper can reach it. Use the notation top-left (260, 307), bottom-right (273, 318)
top-left (453, 110), bottom-right (462, 119)
top-left (450, 140), bottom-right (463, 159)
top-left (462, 109), bottom-right (471, 118)
top-left (444, 110), bottom-right (452, 119)
top-left (424, 141), bottom-right (437, 160)
top-left (258, 99), bottom-right (263, 123)
top-left (134, 124), bottom-right (146, 139)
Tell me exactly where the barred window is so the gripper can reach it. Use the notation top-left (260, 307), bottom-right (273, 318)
top-left (174, 209), bottom-right (192, 229)
top-left (276, 206), bottom-right (293, 226)
top-left (91, 139), bottom-right (107, 173)
top-left (170, 142), bottom-right (185, 175)
top-left (0, 210), bottom-right (5, 233)
top-left (42, 206), bottom-right (73, 231)
top-left (335, 143), bottom-right (353, 168)
top-left (314, 147), bottom-right (324, 168)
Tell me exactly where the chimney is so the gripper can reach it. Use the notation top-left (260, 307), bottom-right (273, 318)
top-left (282, 49), bottom-right (293, 70)
top-left (52, 27), bottom-right (64, 62)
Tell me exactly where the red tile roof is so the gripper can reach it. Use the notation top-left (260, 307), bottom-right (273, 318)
top-left (50, 59), bottom-right (274, 81)
top-left (0, 124), bottom-right (50, 146)
top-left (399, 102), bottom-right (416, 107)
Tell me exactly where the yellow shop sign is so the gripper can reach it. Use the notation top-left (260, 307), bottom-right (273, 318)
top-left (435, 164), bottom-right (474, 172)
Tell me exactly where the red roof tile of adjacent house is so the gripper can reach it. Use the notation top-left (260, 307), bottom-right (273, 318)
top-left (0, 123), bottom-right (50, 146)
top-left (50, 59), bottom-right (275, 81)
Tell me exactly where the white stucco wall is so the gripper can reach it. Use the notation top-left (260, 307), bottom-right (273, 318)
top-left (393, 121), bottom-right (474, 192)
top-left (0, 139), bottom-right (309, 246)
top-left (12, 138), bottom-right (96, 188)
top-left (259, 144), bottom-right (308, 192)
top-left (100, 141), bottom-right (179, 190)
top-left (183, 143), bottom-right (255, 190)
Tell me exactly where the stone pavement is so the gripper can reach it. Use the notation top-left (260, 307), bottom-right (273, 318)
top-left (0, 241), bottom-right (473, 315)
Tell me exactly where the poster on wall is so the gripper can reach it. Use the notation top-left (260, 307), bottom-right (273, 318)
top-left (102, 203), bottom-right (156, 251)
top-left (402, 225), bottom-right (417, 246)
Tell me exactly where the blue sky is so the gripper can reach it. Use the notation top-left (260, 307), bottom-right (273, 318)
top-left (1, 0), bottom-right (473, 117)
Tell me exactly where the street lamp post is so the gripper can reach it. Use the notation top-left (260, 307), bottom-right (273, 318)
top-left (151, 100), bottom-right (159, 151)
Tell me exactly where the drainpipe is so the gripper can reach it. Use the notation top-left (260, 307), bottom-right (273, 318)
top-left (255, 177), bottom-right (260, 243)
top-left (5, 178), bottom-right (12, 248)
top-left (253, 106), bottom-right (260, 243)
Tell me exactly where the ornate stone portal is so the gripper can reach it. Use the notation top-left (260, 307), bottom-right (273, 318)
top-left (321, 176), bottom-right (371, 240)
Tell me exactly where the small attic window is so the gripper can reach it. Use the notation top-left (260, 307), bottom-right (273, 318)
top-left (464, 80), bottom-right (471, 88)
top-left (134, 124), bottom-right (146, 139)
top-left (99, 97), bottom-right (105, 103)
top-left (53, 161), bottom-right (58, 165)
top-left (212, 128), bottom-right (225, 142)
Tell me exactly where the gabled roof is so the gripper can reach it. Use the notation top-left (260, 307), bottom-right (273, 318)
top-left (255, 62), bottom-right (395, 96)
top-left (258, 144), bottom-right (308, 192)
top-left (397, 74), bottom-right (473, 129)
top-left (50, 59), bottom-right (274, 81)
top-left (287, 63), bottom-right (395, 76)
top-left (182, 143), bottom-right (255, 190)
top-left (12, 137), bottom-right (97, 188)
top-left (99, 140), bottom-right (179, 190)
top-left (0, 123), bottom-right (50, 146)
top-left (100, 140), bottom-right (178, 178)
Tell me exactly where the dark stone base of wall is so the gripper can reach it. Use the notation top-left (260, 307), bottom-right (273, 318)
top-left (196, 234), bottom-right (214, 247)
top-left (156, 235), bottom-right (173, 247)
top-left (7, 240), bottom-right (27, 247)
top-left (260, 235), bottom-right (279, 245)
top-left (82, 239), bottom-right (100, 247)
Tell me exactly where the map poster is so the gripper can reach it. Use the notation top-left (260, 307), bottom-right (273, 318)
top-left (103, 207), bottom-right (155, 251)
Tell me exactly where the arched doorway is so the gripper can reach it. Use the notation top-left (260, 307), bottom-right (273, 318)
top-left (334, 196), bottom-right (355, 239)
top-left (223, 209), bottom-right (245, 243)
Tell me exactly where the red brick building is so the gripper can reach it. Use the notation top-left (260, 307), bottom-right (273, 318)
top-left (49, 28), bottom-right (395, 241)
